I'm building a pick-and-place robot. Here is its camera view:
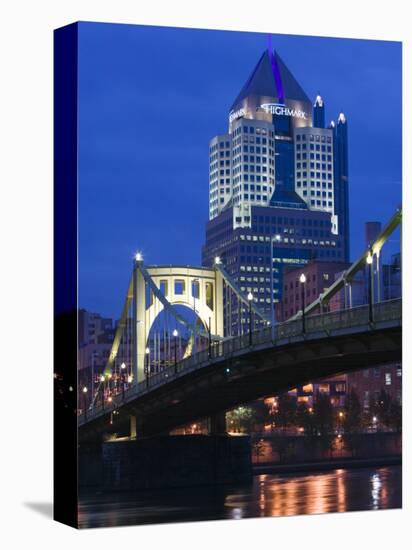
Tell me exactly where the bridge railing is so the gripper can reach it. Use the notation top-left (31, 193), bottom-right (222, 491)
top-left (78, 298), bottom-right (401, 425)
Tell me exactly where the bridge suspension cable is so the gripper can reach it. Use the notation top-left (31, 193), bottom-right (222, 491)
top-left (214, 259), bottom-right (271, 325)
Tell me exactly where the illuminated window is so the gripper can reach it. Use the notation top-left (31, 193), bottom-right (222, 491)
top-left (319, 383), bottom-right (330, 393)
top-left (385, 373), bottom-right (392, 386)
top-left (298, 396), bottom-right (309, 403)
top-left (302, 384), bottom-right (313, 393)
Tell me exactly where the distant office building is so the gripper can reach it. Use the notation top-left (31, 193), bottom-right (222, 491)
top-left (203, 47), bottom-right (349, 334)
top-left (78, 309), bottom-right (114, 347)
top-left (289, 376), bottom-right (347, 409)
top-left (347, 363), bottom-right (402, 411)
top-left (77, 310), bottom-right (114, 389)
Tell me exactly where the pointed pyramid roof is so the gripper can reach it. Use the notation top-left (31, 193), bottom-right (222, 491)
top-left (231, 50), bottom-right (311, 110)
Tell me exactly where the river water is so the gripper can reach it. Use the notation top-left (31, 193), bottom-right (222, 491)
top-left (78, 465), bottom-right (401, 529)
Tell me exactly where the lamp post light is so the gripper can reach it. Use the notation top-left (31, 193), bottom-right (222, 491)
top-left (91, 350), bottom-right (98, 408)
top-left (82, 386), bottom-right (88, 418)
top-left (247, 292), bottom-right (253, 346)
top-left (269, 235), bottom-right (281, 340)
top-left (208, 317), bottom-right (212, 359)
top-left (173, 329), bottom-right (178, 373)
top-left (299, 273), bottom-right (307, 333)
top-left (192, 278), bottom-right (200, 354)
top-left (99, 375), bottom-right (105, 410)
top-left (145, 347), bottom-right (150, 388)
top-left (120, 362), bottom-right (126, 395)
top-left (366, 250), bottom-right (373, 324)
top-left (338, 410), bottom-right (344, 434)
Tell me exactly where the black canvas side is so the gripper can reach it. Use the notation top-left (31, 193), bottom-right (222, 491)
top-left (53, 22), bottom-right (79, 529)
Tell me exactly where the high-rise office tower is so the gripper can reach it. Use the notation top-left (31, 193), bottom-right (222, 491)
top-left (334, 113), bottom-right (350, 261)
top-left (202, 48), bottom-right (350, 334)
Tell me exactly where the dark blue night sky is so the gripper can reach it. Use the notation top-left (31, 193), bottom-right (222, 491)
top-left (78, 22), bottom-right (401, 320)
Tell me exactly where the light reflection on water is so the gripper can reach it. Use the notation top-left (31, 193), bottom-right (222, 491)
top-left (78, 466), bottom-right (401, 529)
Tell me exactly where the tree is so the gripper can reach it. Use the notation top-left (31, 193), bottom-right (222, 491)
top-left (252, 438), bottom-right (265, 463)
top-left (312, 392), bottom-right (335, 457)
top-left (388, 399), bottom-right (402, 432)
top-left (251, 399), bottom-right (272, 430)
top-left (313, 392), bottom-right (334, 436)
top-left (273, 393), bottom-right (297, 432)
top-left (296, 402), bottom-right (316, 436)
top-left (370, 389), bottom-right (392, 429)
top-left (343, 389), bottom-right (362, 433)
top-left (270, 436), bottom-right (296, 464)
top-left (226, 406), bottom-right (254, 433)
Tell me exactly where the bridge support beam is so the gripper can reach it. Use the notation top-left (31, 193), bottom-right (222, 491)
top-left (209, 411), bottom-right (227, 435)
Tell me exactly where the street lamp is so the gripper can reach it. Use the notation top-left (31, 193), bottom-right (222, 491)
top-left (366, 250), bottom-right (373, 323)
top-left (91, 350), bottom-right (98, 408)
top-left (247, 292), bottom-right (253, 346)
top-left (207, 317), bottom-right (212, 358)
top-left (269, 235), bottom-right (282, 340)
top-left (173, 329), bottom-right (178, 373)
top-left (338, 410), bottom-right (344, 434)
top-left (299, 273), bottom-right (306, 333)
top-left (82, 386), bottom-right (88, 418)
top-left (145, 347), bottom-right (150, 387)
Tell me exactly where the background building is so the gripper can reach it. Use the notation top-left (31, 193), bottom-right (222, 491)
top-left (203, 48), bottom-right (349, 335)
top-left (276, 260), bottom-right (350, 321)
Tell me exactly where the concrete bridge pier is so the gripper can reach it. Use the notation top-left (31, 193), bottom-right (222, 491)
top-left (129, 413), bottom-right (151, 439)
top-left (209, 411), bottom-right (227, 435)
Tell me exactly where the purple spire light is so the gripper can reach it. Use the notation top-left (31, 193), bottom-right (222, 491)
top-left (267, 35), bottom-right (285, 103)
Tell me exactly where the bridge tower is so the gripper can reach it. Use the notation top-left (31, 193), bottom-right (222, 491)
top-left (132, 258), bottom-right (225, 383)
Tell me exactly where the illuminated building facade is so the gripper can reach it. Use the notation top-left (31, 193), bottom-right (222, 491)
top-left (203, 48), bottom-right (350, 333)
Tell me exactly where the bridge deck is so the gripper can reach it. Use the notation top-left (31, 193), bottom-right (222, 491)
top-left (78, 299), bottom-right (401, 431)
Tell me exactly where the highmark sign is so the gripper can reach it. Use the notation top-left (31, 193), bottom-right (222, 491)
top-left (229, 103), bottom-right (308, 123)
top-left (229, 108), bottom-right (246, 123)
top-left (260, 103), bottom-right (308, 119)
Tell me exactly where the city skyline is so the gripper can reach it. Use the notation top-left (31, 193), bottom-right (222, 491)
top-left (78, 23), bottom-right (401, 319)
